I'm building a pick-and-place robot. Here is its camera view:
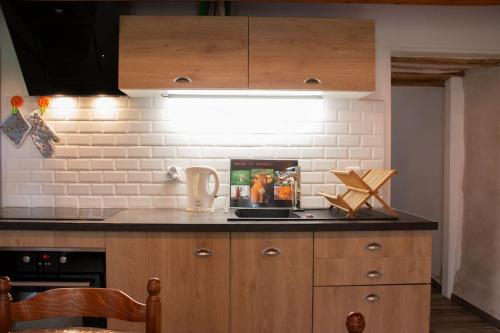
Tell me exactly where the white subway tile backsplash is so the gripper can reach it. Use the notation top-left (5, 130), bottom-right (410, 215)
top-left (348, 147), bottom-right (372, 159)
top-left (325, 123), bottom-right (349, 134)
top-left (300, 148), bottom-right (324, 159)
top-left (18, 183), bottom-right (42, 195)
top-left (127, 171), bottom-right (151, 183)
top-left (7, 195), bottom-right (30, 207)
top-left (43, 184), bottom-right (67, 195)
top-left (55, 172), bottom-right (78, 183)
top-left (127, 196), bottom-right (152, 208)
top-left (79, 122), bottom-right (103, 133)
top-left (102, 147), bottom-right (127, 158)
top-left (314, 135), bottom-right (337, 147)
top-left (349, 123), bottom-right (372, 135)
top-left (115, 159), bottom-right (140, 170)
top-left (91, 159), bottom-right (115, 171)
top-left (140, 134), bottom-right (165, 146)
top-left (338, 135), bottom-right (361, 147)
top-left (91, 184), bottom-right (115, 195)
top-left (31, 195), bottom-right (55, 207)
top-left (152, 147), bottom-right (176, 158)
top-left (104, 196), bottom-right (128, 208)
top-left (68, 184), bottom-right (91, 195)
top-left (91, 134), bottom-right (116, 146)
top-left (79, 172), bottom-right (103, 183)
top-left (43, 159), bottom-right (67, 170)
top-left (361, 135), bottom-right (384, 147)
top-left (79, 147), bottom-right (103, 158)
top-left (141, 184), bottom-right (166, 195)
top-left (66, 134), bottom-right (91, 145)
top-left (102, 122), bottom-right (127, 133)
top-left (140, 159), bottom-right (164, 170)
top-left (116, 184), bottom-right (139, 195)
top-left (325, 147), bottom-right (348, 159)
top-left (3, 96), bottom-right (384, 209)
top-left (127, 147), bottom-right (152, 158)
top-left (276, 147), bottom-right (300, 159)
top-left (103, 171), bottom-right (127, 183)
top-left (338, 111), bottom-right (361, 122)
top-left (79, 196), bottom-right (103, 208)
top-left (116, 134), bottom-right (139, 146)
top-left (129, 122), bottom-right (152, 133)
top-left (55, 196), bottom-right (79, 208)
top-left (68, 159), bottom-right (91, 171)
top-left (313, 159), bottom-right (337, 171)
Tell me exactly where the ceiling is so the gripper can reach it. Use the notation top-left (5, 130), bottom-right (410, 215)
top-left (391, 56), bottom-right (500, 87)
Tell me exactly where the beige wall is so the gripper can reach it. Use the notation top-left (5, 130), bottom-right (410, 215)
top-left (391, 86), bottom-right (445, 281)
top-left (454, 67), bottom-right (500, 319)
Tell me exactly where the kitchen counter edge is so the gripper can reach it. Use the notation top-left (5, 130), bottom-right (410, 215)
top-left (0, 209), bottom-right (438, 232)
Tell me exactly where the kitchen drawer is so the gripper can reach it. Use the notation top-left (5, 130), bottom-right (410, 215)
top-left (314, 231), bottom-right (432, 259)
top-left (314, 256), bottom-right (431, 286)
top-left (314, 284), bottom-right (430, 333)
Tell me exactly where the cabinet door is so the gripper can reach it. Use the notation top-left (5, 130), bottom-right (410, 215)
top-left (106, 232), bottom-right (230, 333)
top-left (119, 16), bottom-right (248, 90)
top-left (314, 285), bottom-right (430, 333)
top-left (249, 18), bottom-right (375, 91)
top-left (231, 232), bottom-right (313, 333)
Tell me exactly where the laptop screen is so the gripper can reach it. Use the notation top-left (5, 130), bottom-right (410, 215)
top-left (230, 159), bottom-right (299, 209)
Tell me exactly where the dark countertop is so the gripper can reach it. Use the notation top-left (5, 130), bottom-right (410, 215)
top-left (0, 208), bottom-right (438, 232)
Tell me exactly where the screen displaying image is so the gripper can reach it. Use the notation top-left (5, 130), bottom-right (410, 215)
top-left (230, 159), bottom-right (298, 208)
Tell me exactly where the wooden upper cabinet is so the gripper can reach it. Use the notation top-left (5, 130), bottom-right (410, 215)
top-left (249, 17), bottom-right (375, 91)
top-left (119, 16), bottom-right (249, 90)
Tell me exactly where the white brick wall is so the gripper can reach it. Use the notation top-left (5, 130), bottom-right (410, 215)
top-left (2, 96), bottom-right (385, 209)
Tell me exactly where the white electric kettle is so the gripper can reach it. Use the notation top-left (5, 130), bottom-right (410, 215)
top-left (185, 166), bottom-right (220, 212)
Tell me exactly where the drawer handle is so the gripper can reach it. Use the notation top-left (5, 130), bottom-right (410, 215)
top-left (304, 78), bottom-right (321, 85)
top-left (262, 247), bottom-right (282, 256)
top-left (366, 242), bottom-right (382, 251)
top-left (174, 76), bottom-right (192, 84)
top-left (366, 270), bottom-right (382, 279)
top-left (194, 248), bottom-right (214, 257)
top-left (364, 294), bottom-right (380, 303)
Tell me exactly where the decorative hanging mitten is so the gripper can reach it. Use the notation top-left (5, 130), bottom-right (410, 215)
top-left (28, 96), bottom-right (61, 158)
top-left (0, 96), bottom-right (32, 147)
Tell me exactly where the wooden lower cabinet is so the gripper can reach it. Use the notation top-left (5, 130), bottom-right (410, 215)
top-left (313, 285), bottom-right (431, 333)
top-left (106, 232), bottom-right (230, 333)
top-left (230, 232), bottom-right (313, 333)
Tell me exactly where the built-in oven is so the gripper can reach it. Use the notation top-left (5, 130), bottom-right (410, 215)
top-left (0, 249), bottom-right (106, 330)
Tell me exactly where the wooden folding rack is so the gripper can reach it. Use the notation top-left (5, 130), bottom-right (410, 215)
top-left (318, 169), bottom-right (398, 218)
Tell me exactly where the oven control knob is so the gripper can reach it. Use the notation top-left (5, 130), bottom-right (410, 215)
top-left (22, 256), bottom-right (31, 264)
top-left (59, 256), bottom-right (68, 264)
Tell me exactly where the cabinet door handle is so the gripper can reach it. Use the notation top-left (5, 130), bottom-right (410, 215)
top-left (365, 242), bottom-right (382, 251)
top-left (304, 78), bottom-right (321, 85)
top-left (194, 248), bottom-right (214, 257)
top-left (366, 270), bottom-right (382, 279)
top-left (364, 293), bottom-right (380, 303)
top-left (174, 76), bottom-right (192, 84)
top-left (262, 247), bottom-right (282, 256)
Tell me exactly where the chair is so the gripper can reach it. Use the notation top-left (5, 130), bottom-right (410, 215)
top-left (319, 168), bottom-right (398, 218)
top-left (346, 312), bottom-right (365, 333)
top-left (0, 276), bottom-right (161, 333)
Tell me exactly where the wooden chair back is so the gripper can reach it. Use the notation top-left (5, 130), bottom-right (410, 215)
top-left (0, 276), bottom-right (161, 333)
top-left (346, 312), bottom-right (366, 333)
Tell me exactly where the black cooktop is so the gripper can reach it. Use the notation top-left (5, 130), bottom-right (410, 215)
top-left (0, 208), bottom-right (125, 221)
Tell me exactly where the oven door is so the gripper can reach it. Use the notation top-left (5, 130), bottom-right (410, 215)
top-left (10, 274), bottom-right (106, 330)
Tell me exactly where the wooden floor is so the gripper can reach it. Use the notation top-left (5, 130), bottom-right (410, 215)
top-left (431, 289), bottom-right (500, 333)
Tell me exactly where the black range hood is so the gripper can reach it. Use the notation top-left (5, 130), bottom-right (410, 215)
top-left (1, 1), bottom-right (128, 96)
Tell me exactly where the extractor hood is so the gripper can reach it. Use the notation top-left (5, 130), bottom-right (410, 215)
top-left (1, 1), bottom-right (128, 96)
